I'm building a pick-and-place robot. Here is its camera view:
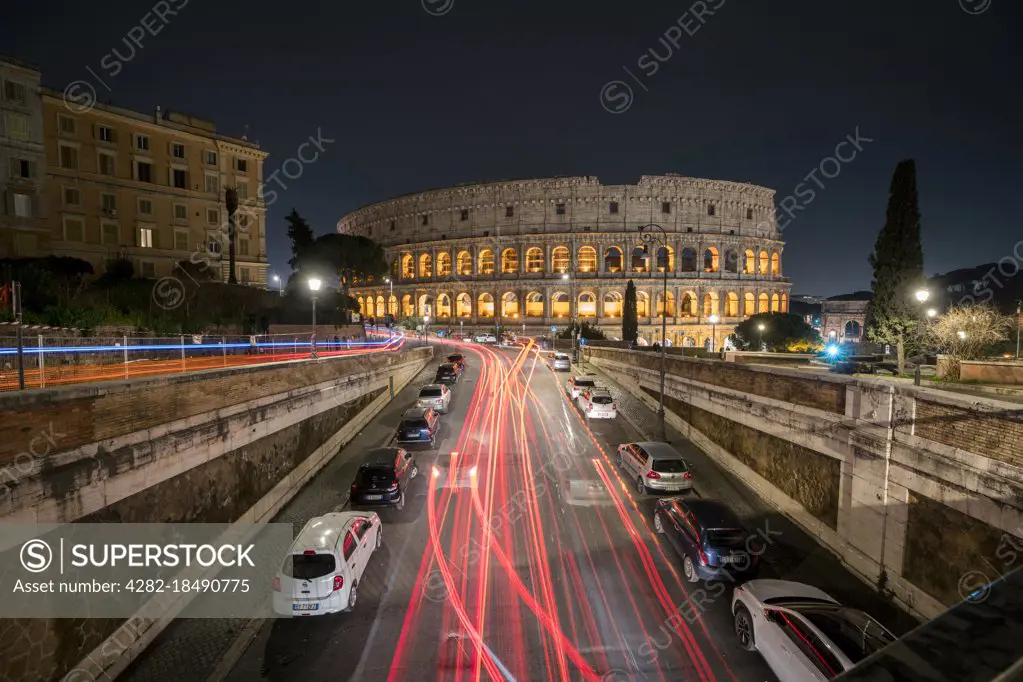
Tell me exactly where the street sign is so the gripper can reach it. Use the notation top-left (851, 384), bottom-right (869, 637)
top-left (551, 326), bottom-right (557, 332)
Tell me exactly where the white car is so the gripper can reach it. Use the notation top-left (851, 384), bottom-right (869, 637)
top-left (416, 383), bottom-right (451, 413)
top-left (732, 579), bottom-right (896, 682)
top-left (473, 334), bottom-right (487, 343)
top-left (550, 353), bottom-right (572, 371)
top-left (565, 376), bottom-right (596, 400)
top-left (577, 387), bottom-right (617, 419)
top-left (273, 512), bottom-right (382, 616)
top-left (484, 334), bottom-right (498, 344)
top-left (615, 442), bottom-right (693, 494)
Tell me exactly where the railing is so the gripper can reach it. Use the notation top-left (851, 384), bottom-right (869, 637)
top-left (0, 328), bottom-right (403, 392)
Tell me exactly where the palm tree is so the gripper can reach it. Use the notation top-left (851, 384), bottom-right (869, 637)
top-left (225, 187), bottom-right (238, 284)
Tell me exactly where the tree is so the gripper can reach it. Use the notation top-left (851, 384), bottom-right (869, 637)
top-left (622, 280), bottom-right (639, 343)
top-left (285, 209), bottom-right (316, 271)
top-left (557, 321), bottom-right (606, 341)
top-left (225, 187), bottom-right (239, 284)
top-left (927, 303), bottom-right (1013, 378)
top-left (732, 312), bottom-right (822, 352)
top-left (300, 234), bottom-right (387, 297)
top-left (866, 159), bottom-right (925, 374)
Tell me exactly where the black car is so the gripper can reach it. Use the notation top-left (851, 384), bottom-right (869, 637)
top-left (435, 363), bottom-right (459, 384)
top-left (395, 407), bottom-right (441, 447)
top-left (653, 498), bottom-right (760, 584)
top-left (349, 447), bottom-right (418, 510)
top-left (446, 353), bottom-right (467, 371)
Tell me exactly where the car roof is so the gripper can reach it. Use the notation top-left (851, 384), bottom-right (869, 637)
top-left (293, 512), bottom-right (362, 550)
top-left (586, 387), bottom-right (612, 395)
top-left (678, 499), bottom-right (742, 528)
top-left (402, 407), bottom-right (430, 418)
top-left (572, 376), bottom-right (595, 382)
top-left (361, 447), bottom-right (402, 466)
top-left (635, 441), bottom-right (684, 459)
top-left (437, 363), bottom-right (455, 370)
top-left (554, 353), bottom-right (570, 359)
top-left (420, 383), bottom-right (444, 391)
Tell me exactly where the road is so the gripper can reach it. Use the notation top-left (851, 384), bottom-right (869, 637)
top-left (222, 341), bottom-right (779, 682)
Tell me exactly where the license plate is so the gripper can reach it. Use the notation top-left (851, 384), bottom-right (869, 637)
top-left (364, 494), bottom-right (382, 501)
top-left (665, 486), bottom-right (681, 491)
top-left (720, 555), bottom-right (740, 564)
top-left (293, 603), bottom-right (319, 611)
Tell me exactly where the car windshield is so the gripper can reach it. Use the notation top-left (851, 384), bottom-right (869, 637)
top-left (447, 356), bottom-right (463, 362)
top-left (402, 419), bottom-right (429, 429)
top-left (590, 395), bottom-right (613, 405)
top-left (438, 366), bottom-right (454, 373)
top-left (282, 553), bottom-right (336, 580)
top-left (575, 379), bottom-right (595, 387)
top-left (420, 388), bottom-right (443, 397)
top-left (797, 608), bottom-right (895, 664)
top-left (358, 465), bottom-right (395, 485)
top-left (705, 529), bottom-right (746, 548)
top-left (652, 459), bottom-right (687, 473)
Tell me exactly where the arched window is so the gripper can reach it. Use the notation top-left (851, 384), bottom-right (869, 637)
top-left (743, 292), bottom-right (755, 317)
top-left (743, 249), bottom-right (756, 274)
top-left (552, 246), bottom-right (570, 273)
top-left (391, 258), bottom-right (400, 280)
top-left (417, 294), bottom-right (433, 318)
top-left (578, 246), bottom-right (597, 272)
top-left (525, 247), bottom-right (544, 273)
top-left (525, 291), bottom-right (544, 317)
top-left (419, 253), bottom-right (432, 279)
top-left (758, 250), bottom-right (769, 275)
top-left (388, 295), bottom-right (398, 316)
top-left (603, 291), bottom-right (623, 317)
top-left (725, 292), bottom-right (739, 317)
top-left (844, 320), bottom-right (861, 338)
top-left (630, 247), bottom-right (647, 272)
top-left (357, 297), bottom-right (365, 316)
top-left (477, 293), bottom-right (494, 318)
top-left (457, 251), bottom-right (472, 276)
top-left (401, 294), bottom-right (414, 317)
top-left (724, 249), bottom-right (739, 274)
top-left (781, 293), bottom-right (788, 313)
top-left (375, 295), bottom-right (385, 318)
top-left (702, 292), bottom-right (719, 317)
top-left (501, 291), bottom-right (519, 317)
top-left (771, 293), bottom-right (780, 312)
top-left (436, 294), bottom-right (452, 318)
top-left (437, 252), bottom-right (452, 276)
top-left (771, 252), bottom-right (780, 275)
top-left (680, 291), bottom-right (697, 317)
top-left (704, 247), bottom-right (720, 273)
top-left (757, 293), bottom-right (769, 314)
top-left (636, 291), bottom-right (650, 317)
top-left (552, 291), bottom-right (570, 318)
top-left (578, 292), bottom-right (597, 318)
top-left (501, 248), bottom-right (519, 274)
top-left (656, 246), bottom-right (673, 272)
top-left (401, 254), bottom-right (414, 279)
top-left (478, 249), bottom-right (495, 275)
top-left (456, 292), bottom-right (472, 318)
top-left (680, 247), bottom-right (698, 272)
top-left (604, 247), bottom-right (623, 273)
top-left (657, 291), bottom-right (676, 318)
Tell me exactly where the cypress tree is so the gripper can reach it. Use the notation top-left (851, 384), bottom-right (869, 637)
top-left (622, 280), bottom-right (639, 343)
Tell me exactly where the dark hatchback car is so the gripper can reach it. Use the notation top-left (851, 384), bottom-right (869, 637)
top-left (349, 447), bottom-right (418, 510)
top-left (446, 353), bottom-right (466, 371)
top-left (654, 498), bottom-right (760, 584)
top-left (435, 363), bottom-right (460, 385)
top-left (395, 407), bottom-right (441, 448)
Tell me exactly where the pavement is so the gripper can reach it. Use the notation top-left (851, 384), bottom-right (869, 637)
top-left (119, 342), bottom-right (919, 682)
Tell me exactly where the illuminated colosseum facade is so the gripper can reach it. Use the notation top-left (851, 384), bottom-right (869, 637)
top-left (338, 175), bottom-right (790, 348)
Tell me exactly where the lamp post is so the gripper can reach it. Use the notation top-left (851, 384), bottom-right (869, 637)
top-left (423, 315), bottom-right (430, 343)
top-left (562, 273), bottom-right (573, 356)
top-left (385, 277), bottom-right (394, 322)
top-left (757, 322), bottom-right (765, 352)
top-left (709, 314), bottom-right (719, 353)
top-left (637, 223), bottom-right (670, 442)
top-left (1016, 300), bottom-right (1021, 361)
top-left (914, 288), bottom-right (929, 386)
top-left (272, 273), bottom-right (282, 296)
top-left (308, 277), bottom-right (322, 358)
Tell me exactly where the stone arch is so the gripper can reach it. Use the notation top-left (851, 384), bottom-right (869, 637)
top-left (551, 291), bottom-right (570, 318)
top-left (724, 248), bottom-right (739, 274)
top-left (657, 290), bottom-right (676, 317)
top-left (401, 254), bottom-right (414, 279)
top-left (417, 294), bottom-right (433, 318)
top-left (680, 291), bottom-right (697, 317)
top-left (636, 291), bottom-right (650, 317)
top-left (771, 293), bottom-right (780, 312)
top-left (781, 293), bottom-right (788, 313)
top-left (656, 245), bottom-right (674, 272)
top-left (456, 292), bottom-right (472, 318)
top-left (743, 249), bottom-right (756, 274)
top-left (743, 292), bottom-right (755, 317)
top-left (477, 292), bottom-right (494, 317)
top-left (604, 246), bottom-right (623, 273)
top-left (375, 295), bottom-right (385, 318)
top-left (551, 246), bottom-right (570, 273)
top-left (577, 246), bottom-right (597, 272)
top-left (704, 247), bottom-right (719, 273)
top-left (771, 251), bottom-right (780, 275)
top-left (680, 247), bottom-right (698, 272)
top-left (501, 291), bottom-right (519, 317)
top-left (725, 292), bottom-right (739, 317)
top-left (758, 250), bottom-right (769, 275)
top-left (501, 248), bottom-right (519, 274)
top-left (457, 250), bottom-right (472, 276)
top-left (388, 295), bottom-right (398, 316)
top-left (757, 293), bottom-right (769, 314)
top-left (401, 294), bottom-right (414, 317)
top-left (419, 253), bottom-right (432, 279)
top-left (578, 291), bottom-right (597, 318)
top-left (436, 293), bottom-right (452, 318)
top-left (630, 246), bottom-right (647, 272)
top-left (703, 291), bottom-right (719, 317)
top-left (603, 290), bottom-right (623, 318)
top-left (357, 296), bottom-right (365, 316)
top-left (478, 249), bottom-right (495, 275)
top-left (525, 247), bottom-right (544, 273)
top-left (391, 258), bottom-right (400, 280)
top-left (844, 320), bottom-right (861, 338)
top-left (437, 252), bottom-right (452, 276)
top-left (525, 291), bottom-right (544, 317)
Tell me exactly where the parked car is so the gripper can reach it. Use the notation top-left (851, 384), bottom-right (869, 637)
top-left (446, 353), bottom-right (467, 370)
top-left (654, 498), bottom-right (759, 583)
top-left (615, 441), bottom-right (693, 495)
top-left (550, 353), bottom-right (572, 372)
top-left (272, 511), bottom-right (381, 616)
top-left (577, 387), bottom-right (617, 419)
top-left (461, 335), bottom-right (473, 343)
top-left (395, 406), bottom-right (441, 447)
top-left (473, 334), bottom-right (488, 343)
top-left (565, 376), bottom-right (596, 400)
top-left (732, 579), bottom-right (896, 682)
top-left (349, 446), bottom-right (419, 509)
top-left (484, 334), bottom-right (498, 344)
top-left (416, 383), bottom-right (452, 413)
top-left (435, 363), bottom-right (460, 384)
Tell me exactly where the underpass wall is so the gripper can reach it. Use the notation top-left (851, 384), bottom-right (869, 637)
top-left (0, 347), bottom-right (431, 682)
top-left (584, 346), bottom-right (1023, 622)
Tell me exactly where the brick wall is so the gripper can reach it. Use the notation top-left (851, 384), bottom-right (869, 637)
top-left (914, 399), bottom-right (1023, 469)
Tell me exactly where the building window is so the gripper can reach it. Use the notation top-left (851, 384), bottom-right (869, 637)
top-left (390, 220), bottom-right (396, 231)
top-left (13, 193), bottom-right (32, 217)
top-left (102, 223), bottom-right (119, 245)
top-left (207, 238), bottom-right (221, 254)
top-left (100, 193), bottom-right (117, 214)
top-left (135, 134), bottom-right (150, 151)
top-left (174, 230), bottom-right (189, 251)
top-left (63, 216), bottom-right (84, 241)
top-left (556, 203), bottom-right (565, 215)
top-left (59, 144), bottom-right (79, 170)
top-left (98, 152), bottom-right (115, 176)
top-left (138, 198), bottom-right (153, 216)
top-left (139, 227), bottom-right (154, 248)
top-left (173, 203), bottom-right (188, 222)
top-left (171, 168), bottom-right (187, 189)
top-left (10, 158), bottom-right (32, 179)
top-left (3, 80), bottom-right (26, 103)
top-left (239, 239), bottom-right (249, 256)
top-left (662, 202), bottom-right (671, 214)
top-left (136, 161), bottom-right (154, 183)
top-left (140, 261), bottom-right (156, 278)
top-left (746, 208), bottom-right (753, 220)
top-left (58, 115), bottom-right (77, 135)
top-left (204, 173), bottom-right (219, 194)
top-left (235, 158), bottom-right (248, 173)
top-left (5, 112), bottom-right (29, 141)
top-left (609, 201), bottom-right (619, 214)
top-left (505, 205), bottom-right (514, 218)
top-left (207, 208), bottom-right (219, 224)
top-left (240, 268), bottom-right (251, 283)
top-left (707, 204), bottom-right (716, 216)
top-left (171, 142), bottom-right (185, 159)
top-left (239, 214), bottom-right (250, 229)
top-left (98, 125), bottom-right (115, 143)
top-left (460, 209), bottom-right (469, 221)
top-left (204, 150), bottom-right (218, 166)
top-left (421, 214), bottom-right (429, 226)
top-left (63, 187), bottom-right (81, 206)
top-left (235, 182), bottom-right (248, 200)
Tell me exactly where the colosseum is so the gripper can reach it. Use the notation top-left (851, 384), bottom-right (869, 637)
top-left (339, 175), bottom-right (791, 348)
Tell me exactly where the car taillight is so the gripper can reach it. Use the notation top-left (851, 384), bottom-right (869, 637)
top-left (684, 471), bottom-right (692, 480)
top-left (611, 404), bottom-right (617, 410)
top-left (272, 577), bottom-right (281, 592)
top-left (646, 471), bottom-right (661, 479)
top-left (332, 575), bottom-right (344, 591)
top-left (351, 483), bottom-right (358, 492)
top-left (387, 482), bottom-right (399, 492)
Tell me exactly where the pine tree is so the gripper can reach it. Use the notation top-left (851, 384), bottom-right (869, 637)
top-left (866, 159), bottom-right (925, 374)
top-left (285, 209), bottom-right (316, 271)
top-left (622, 280), bottom-right (639, 343)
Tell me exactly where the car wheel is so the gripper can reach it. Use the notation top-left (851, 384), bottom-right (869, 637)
top-left (636, 477), bottom-right (645, 495)
top-left (654, 512), bottom-right (664, 534)
top-left (683, 555), bottom-right (699, 583)
top-left (734, 604), bottom-right (756, 651)
top-left (345, 581), bottom-right (358, 612)
top-left (396, 492), bottom-right (405, 511)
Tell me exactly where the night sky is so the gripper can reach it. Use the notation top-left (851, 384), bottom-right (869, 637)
top-left (4, 0), bottom-right (1020, 296)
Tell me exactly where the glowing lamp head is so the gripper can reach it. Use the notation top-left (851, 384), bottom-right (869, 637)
top-left (432, 466), bottom-right (440, 479)
top-left (915, 289), bottom-right (930, 303)
top-left (562, 273), bottom-right (570, 281)
top-left (957, 330), bottom-right (967, 340)
top-left (709, 314), bottom-right (719, 324)
top-left (757, 323), bottom-right (765, 331)
top-left (308, 278), bottom-right (322, 292)
top-left (927, 308), bottom-right (937, 318)
top-left (826, 344), bottom-right (839, 358)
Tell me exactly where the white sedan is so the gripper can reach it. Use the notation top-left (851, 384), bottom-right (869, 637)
top-left (732, 579), bottom-right (896, 681)
top-left (576, 388), bottom-right (617, 419)
top-left (565, 376), bottom-right (596, 400)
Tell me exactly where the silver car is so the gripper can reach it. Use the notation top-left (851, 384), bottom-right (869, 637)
top-left (615, 441), bottom-right (693, 495)
top-left (416, 384), bottom-right (451, 414)
top-left (565, 376), bottom-right (596, 400)
top-left (550, 353), bottom-right (572, 372)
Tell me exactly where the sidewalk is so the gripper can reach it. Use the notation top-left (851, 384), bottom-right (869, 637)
top-left (573, 358), bottom-right (922, 637)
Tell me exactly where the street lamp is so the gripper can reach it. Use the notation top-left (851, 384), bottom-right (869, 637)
top-left (637, 223), bottom-right (670, 441)
top-left (757, 322), bottom-right (766, 352)
top-left (272, 273), bottom-right (282, 296)
top-left (562, 273), bottom-right (574, 356)
top-left (957, 330), bottom-right (967, 340)
top-left (1016, 300), bottom-right (1021, 361)
top-left (709, 314), bottom-right (720, 353)
top-left (308, 277), bottom-right (322, 358)
top-left (385, 277), bottom-right (394, 322)
top-left (423, 314), bottom-right (430, 341)
top-left (914, 288), bottom-right (929, 386)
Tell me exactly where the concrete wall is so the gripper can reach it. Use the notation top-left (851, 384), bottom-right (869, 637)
top-left (584, 346), bottom-right (1023, 621)
top-left (0, 347), bottom-right (431, 682)
top-left (958, 360), bottom-right (1023, 385)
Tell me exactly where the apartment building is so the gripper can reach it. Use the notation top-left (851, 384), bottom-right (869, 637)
top-left (0, 57), bottom-right (48, 258)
